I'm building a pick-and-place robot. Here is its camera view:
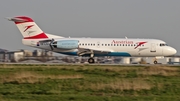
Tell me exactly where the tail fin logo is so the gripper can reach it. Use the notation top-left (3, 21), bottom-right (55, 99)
top-left (24, 25), bottom-right (34, 32)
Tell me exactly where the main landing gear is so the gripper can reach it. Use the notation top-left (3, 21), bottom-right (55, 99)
top-left (88, 58), bottom-right (95, 63)
top-left (88, 53), bottom-right (95, 64)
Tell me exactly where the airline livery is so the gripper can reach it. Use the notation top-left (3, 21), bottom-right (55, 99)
top-left (7, 16), bottom-right (177, 64)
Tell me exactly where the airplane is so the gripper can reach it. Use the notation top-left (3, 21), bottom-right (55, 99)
top-left (7, 16), bottom-right (177, 64)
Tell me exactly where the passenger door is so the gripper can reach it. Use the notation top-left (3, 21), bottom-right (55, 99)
top-left (150, 43), bottom-right (156, 52)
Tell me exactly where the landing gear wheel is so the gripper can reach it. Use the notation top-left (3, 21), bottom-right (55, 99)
top-left (88, 58), bottom-right (95, 64)
top-left (154, 61), bottom-right (158, 64)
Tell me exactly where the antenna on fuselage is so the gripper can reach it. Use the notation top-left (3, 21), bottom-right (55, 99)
top-left (125, 36), bottom-right (128, 39)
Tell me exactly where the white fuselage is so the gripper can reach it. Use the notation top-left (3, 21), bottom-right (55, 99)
top-left (22, 38), bottom-right (177, 57)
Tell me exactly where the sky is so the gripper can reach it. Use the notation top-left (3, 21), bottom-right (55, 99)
top-left (0, 0), bottom-right (180, 54)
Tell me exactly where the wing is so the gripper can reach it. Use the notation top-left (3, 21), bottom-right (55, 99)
top-left (78, 47), bottom-right (113, 56)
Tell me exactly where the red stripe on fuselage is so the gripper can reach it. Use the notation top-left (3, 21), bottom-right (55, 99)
top-left (24, 33), bottom-right (48, 39)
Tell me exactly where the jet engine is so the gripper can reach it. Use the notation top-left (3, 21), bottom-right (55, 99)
top-left (52, 40), bottom-right (79, 50)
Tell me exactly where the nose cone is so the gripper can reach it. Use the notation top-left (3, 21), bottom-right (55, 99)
top-left (163, 47), bottom-right (177, 56)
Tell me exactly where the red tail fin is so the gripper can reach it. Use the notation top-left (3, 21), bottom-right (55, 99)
top-left (8, 16), bottom-right (48, 39)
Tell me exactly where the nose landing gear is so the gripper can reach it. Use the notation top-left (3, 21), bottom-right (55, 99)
top-left (153, 57), bottom-right (158, 64)
top-left (153, 56), bottom-right (164, 64)
top-left (154, 60), bottom-right (158, 64)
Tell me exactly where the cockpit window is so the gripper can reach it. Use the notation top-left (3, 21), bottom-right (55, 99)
top-left (160, 43), bottom-right (168, 46)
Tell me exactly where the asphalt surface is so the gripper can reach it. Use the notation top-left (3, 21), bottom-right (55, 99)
top-left (0, 62), bottom-right (179, 66)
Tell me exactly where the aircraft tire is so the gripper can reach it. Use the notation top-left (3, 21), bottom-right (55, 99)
top-left (154, 61), bottom-right (158, 64)
top-left (88, 58), bottom-right (95, 63)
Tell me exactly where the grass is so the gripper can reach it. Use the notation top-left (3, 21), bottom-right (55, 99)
top-left (0, 64), bottom-right (180, 101)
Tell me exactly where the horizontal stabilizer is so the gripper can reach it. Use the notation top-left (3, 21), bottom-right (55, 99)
top-left (6, 17), bottom-right (27, 22)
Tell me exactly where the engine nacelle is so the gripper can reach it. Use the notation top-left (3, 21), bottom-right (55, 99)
top-left (53, 40), bottom-right (79, 49)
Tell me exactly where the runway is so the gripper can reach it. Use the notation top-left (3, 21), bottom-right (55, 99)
top-left (0, 62), bottom-right (179, 66)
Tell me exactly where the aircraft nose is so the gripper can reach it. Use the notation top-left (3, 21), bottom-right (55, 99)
top-left (170, 47), bottom-right (177, 55)
top-left (163, 47), bottom-right (177, 56)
